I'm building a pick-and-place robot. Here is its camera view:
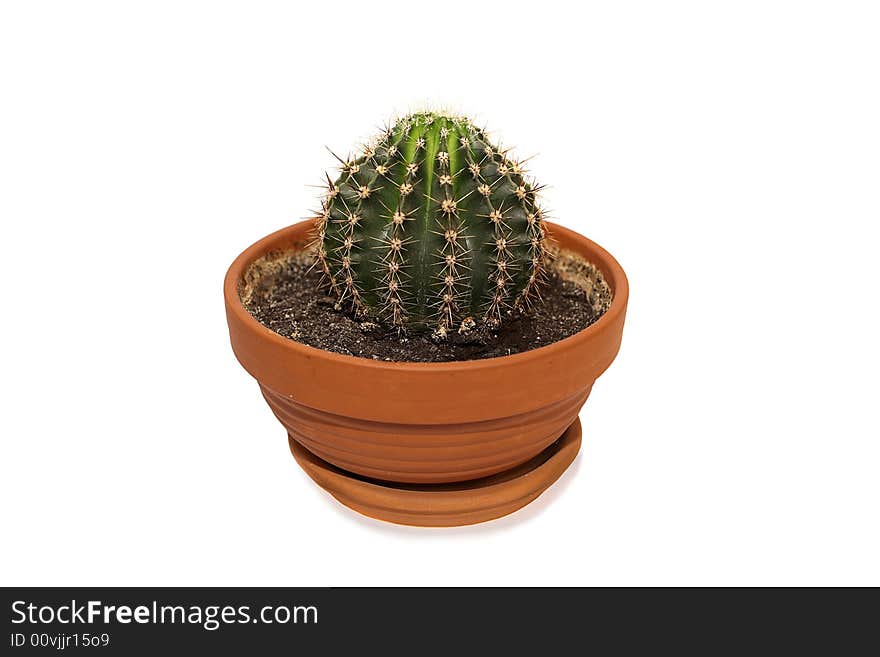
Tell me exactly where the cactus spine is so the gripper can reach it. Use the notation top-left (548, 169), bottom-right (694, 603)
top-left (315, 111), bottom-right (548, 334)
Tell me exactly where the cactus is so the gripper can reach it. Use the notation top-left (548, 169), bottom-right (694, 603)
top-left (314, 111), bottom-right (548, 336)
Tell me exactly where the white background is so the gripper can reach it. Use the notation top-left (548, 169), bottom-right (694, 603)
top-left (2, 1), bottom-right (878, 586)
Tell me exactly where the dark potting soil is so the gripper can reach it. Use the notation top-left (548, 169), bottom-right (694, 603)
top-left (240, 249), bottom-right (613, 363)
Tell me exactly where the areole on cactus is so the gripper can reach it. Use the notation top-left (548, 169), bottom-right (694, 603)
top-left (314, 111), bottom-right (549, 336)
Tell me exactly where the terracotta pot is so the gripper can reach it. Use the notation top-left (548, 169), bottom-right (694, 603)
top-left (289, 418), bottom-right (584, 527)
top-left (224, 220), bottom-right (628, 486)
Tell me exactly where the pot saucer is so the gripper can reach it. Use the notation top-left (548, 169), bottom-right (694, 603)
top-left (288, 418), bottom-right (582, 527)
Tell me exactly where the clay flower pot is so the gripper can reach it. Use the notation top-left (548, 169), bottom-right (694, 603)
top-left (224, 219), bottom-right (628, 526)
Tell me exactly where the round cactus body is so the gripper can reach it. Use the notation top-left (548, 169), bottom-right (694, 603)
top-left (315, 111), bottom-right (548, 335)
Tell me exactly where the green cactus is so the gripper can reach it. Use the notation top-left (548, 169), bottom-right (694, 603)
top-left (315, 111), bottom-right (548, 336)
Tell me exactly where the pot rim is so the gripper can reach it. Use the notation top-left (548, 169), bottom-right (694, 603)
top-left (223, 219), bottom-right (628, 372)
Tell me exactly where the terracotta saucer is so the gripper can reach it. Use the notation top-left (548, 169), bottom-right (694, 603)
top-left (288, 418), bottom-right (582, 527)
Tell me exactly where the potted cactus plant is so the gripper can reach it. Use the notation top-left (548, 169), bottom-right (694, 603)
top-left (224, 111), bottom-right (628, 526)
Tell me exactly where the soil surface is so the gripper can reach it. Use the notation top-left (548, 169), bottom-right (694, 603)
top-left (241, 249), bottom-right (612, 363)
